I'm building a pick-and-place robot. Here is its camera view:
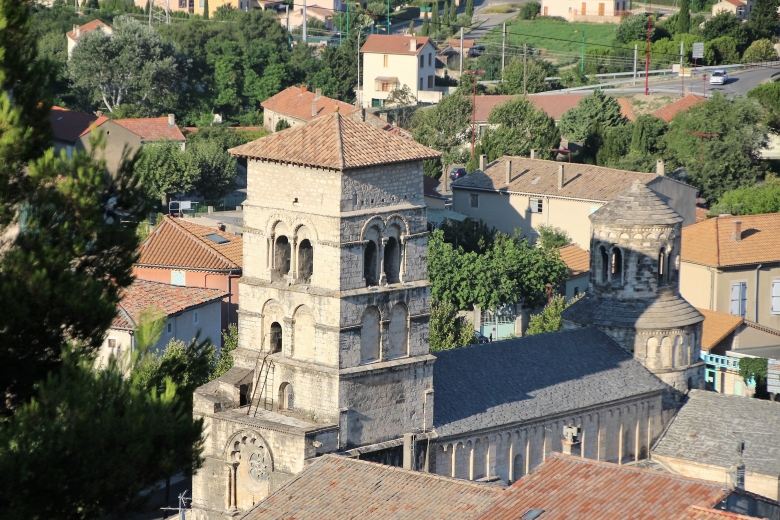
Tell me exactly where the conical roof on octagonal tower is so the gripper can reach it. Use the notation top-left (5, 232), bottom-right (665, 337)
top-left (229, 111), bottom-right (441, 171)
top-left (590, 179), bottom-right (683, 227)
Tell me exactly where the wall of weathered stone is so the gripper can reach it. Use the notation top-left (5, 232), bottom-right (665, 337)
top-left (433, 393), bottom-right (664, 483)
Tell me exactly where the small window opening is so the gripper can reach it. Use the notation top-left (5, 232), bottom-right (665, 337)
top-left (470, 193), bottom-right (479, 208)
top-left (599, 246), bottom-right (608, 283)
top-left (384, 237), bottom-right (401, 284)
top-left (364, 240), bottom-right (379, 286)
top-left (611, 247), bottom-right (622, 283)
top-left (274, 235), bottom-right (291, 279)
top-left (658, 248), bottom-right (667, 285)
top-left (270, 322), bottom-right (282, 353)
top-left (298, 239), bottom-right (313, 284)
top-left (278, 382), bottom-right (293, 410)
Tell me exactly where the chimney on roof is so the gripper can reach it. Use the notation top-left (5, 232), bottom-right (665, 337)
top-left (96, 110), bottom-right (103, 117)
top-left (380, 112), bottom-right (388, 122)
top-left (505, 159), bottom-right (512, 184)
top-left (361, 108), bottom-right (366, 122)
top-left (656, 158), bottom-right (665, 176)
top-left (731, 220), bottom-right (742, 242)
top-left (558, 163), bottom-right (565, 189)
top-left (530, 149), bottom-right (537, 160)
top-left (315, 88), bottom-right (322, 100)
top-left (562, 424), bottom-right (582, 457)
top-left (301, 85), bottom-right (308, 93)
top-left (479, 154), bottom-right (485, 171)
top-left (167, 114), bottom-right (175, 127)
top-left (312, 100), bottom-right (317, 117)
top-left (410, 38), bottom-right (417, 52)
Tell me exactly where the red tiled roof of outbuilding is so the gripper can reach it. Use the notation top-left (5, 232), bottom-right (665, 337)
top-left (113, 117), bottom-right (186, 141)
top-left (360, 34), bottom-right (435, 55)
top-left (49, 106), bottom-right (108, 143)
top-left (137, 216), bottom-right (242, 271)
top-left (66, 19), bottom-right (111, 41)
top-left (112, 280), bottom-right (226, 329)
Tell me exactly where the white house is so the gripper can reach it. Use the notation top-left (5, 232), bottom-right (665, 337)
top-left (98, 280), bottom-right (227, 368)
top-left (359, 34), bottom-right (443, 108)
top-left (66, 19), bottom-right (112, 59)
top-left (540, 0), bottom-right (628, 22)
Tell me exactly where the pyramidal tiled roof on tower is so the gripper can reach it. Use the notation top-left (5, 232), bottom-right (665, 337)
top-left (228, 111), bottom-right (440, 170)
top-left (590, 179), bottom-right (684, 227)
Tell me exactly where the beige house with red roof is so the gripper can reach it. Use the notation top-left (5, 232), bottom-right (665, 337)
top-left (452, 157), bottom-right (696, 249)
top-left (359, 34), bottom-right (442, 108)
top-left (66, 19), bottom-right (112, 58)
top-left (135, 216), bottom-right (242, 330)
top-left (99, 280), bottom-right (226, 367)
top-left (712, 0), bottom-right (753, 19)
top-left (261, 85), bottom-right (357, 132)
top-left (680, 214), bottom-right (780, 330)
top-left (112, 114), bottom-right (186, 150)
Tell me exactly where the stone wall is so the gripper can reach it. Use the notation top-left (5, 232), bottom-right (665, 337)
top-left (433, 393), bottom-right (665, 483)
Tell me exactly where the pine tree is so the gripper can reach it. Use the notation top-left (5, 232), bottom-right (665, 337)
top-left (431, 1), bottom-right (440, 32)
top-left (421, 8), bottom-right (429, 36)
top-left (677, 0), bottom-right (690, 34)
top-left (465, 0), bottom-right (473, 19)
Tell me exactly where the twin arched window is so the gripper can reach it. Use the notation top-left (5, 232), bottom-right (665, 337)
top-left (270, 224), bottom-right (314, 284)
top-left (364, 224), bottom-right (403, 287)
top-left (360, 303), bottom-right (409, 363)
top-left (598, 245), bottom-right (623, 285)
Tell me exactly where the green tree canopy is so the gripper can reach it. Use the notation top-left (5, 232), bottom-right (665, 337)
top-left (428, 230), bottom-right (569, 311)
top-left (742, 38), bottom-right (778, 62)
top-left (677, 0), bottom-right (691, 34)
top-left (616, 14), bottom-right (657, 44)
top-left (748, 80), bottom-right (780, 131)
top-left (68, 15), bottom-right (189, 115)
top-left (497, 57), bottom-right (556, 95)
top-left (748, 0), bottom-right (780, 40)
top-left (429, 301), bottom-right (477, 351)
top-left (187, 137), bottom-right (237, 199)
top-left (662, 92), bottom-right (766, 201)
top-left (526, 294), bottom-right (583, 336)
top-left (701, 11), bottom-right (749, 50)
top-left (477, 96), bottom-right (560, 161)
top-left (412, 91), bottom-right (472, 167)
top-left (709, 178), bottom-right (780, 216)
top-left (136, 140), bottom-right (199, 206)
top-left (536, 224), bottom-right (571, 250)
top-left (558, 90), bottom-right (626, 142)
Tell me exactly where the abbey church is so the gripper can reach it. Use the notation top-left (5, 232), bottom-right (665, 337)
top-left (190, 110), bottom-right (705, 519)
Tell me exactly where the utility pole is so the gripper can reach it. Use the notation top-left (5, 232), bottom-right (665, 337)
top-left (501, 23), bottom-right (506, 81)
top-left (286, 5), bottom-right (290, 32)
top-left (523, 43), bottom-right (527, 96)
top-left (633, 44), bottom-right (638, 84)
top-left (149, 0), bottom-right (153, 27)
top-left (346, 4), bottom-right (349, 40)
top-left (645, 14), bottom-right (651, 95)
top-left (580, 27), bottom-right (585, 74)
top-left (303, 0), bottom-right (307, 43)
top-left (459, 27), bottom-right (464, 77)
top-left (685, 130), bottom-right (719, 164)
top-left (338, 7), bottom-right (341, 46)
top-left (165, 0), bottom-right (170, 25)
top-left (680, 41), bottom-right (684, 97)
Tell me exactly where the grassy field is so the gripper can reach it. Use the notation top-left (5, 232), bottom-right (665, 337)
top-left (478, 17), bottom-right (618, 58)
top-left (482, 4), bottom-right (519, 14)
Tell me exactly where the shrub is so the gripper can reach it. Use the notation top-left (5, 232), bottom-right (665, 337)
top-left (742, 39), bottom-right (778, 63)
top-left (519, 1), bottom-right (540, 19)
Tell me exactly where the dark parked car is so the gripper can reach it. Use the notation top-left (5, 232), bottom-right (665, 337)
top-left (474, 331), bottom-right (489, 344)
top-left (450, 167), bottom-right (467, 181)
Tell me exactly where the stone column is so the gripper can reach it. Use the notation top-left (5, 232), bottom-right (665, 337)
top-left (283, 317), bottom-right (294, 358)
top-left (289, 237), bottom-right (298, 282)
top-left (508, 442), bottom-right (515, 482)
top-left (378, 237), bottom-right (388, 286)
top-left (379, 319), bottom-right (389, 361)
top-left (468, 443), bottom-right (475, 480)
top-left (451, 443), bottom-right (457, 478)
top-left (225, 463), bottom-right (233, 510)
top-left (399, 236), bottom-right (407, 283)
top-left (487, 436), bottom-right (497, 478)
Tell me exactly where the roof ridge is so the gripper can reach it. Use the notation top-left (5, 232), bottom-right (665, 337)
top-left (335, 113), bottom-right (345, 170)
top-left (714, 217), bottom-right (720, 267)
top-left (116, 301), bottom-right (136, 329)
top-left (162, 216), bottom-right (239, 269)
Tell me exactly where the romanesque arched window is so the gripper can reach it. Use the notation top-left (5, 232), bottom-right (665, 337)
top-left (599, 246), bottom-right (609, 284)
top-left (278, 382), bottom-right (293, 410)
top-left (298, 239), bottom-right (313, 284)
top-left (364, 240), bottom-right (379, 286)
top-left (270, 322), bottom-right (283, 353)
top-left (658, 247), bottom-right (667, 285)
top-left (274, 236), bottom-right (291, 279)
top-left (360, 306), bottom-right (381, 363)
top-left (611, 247), bottom-right (623, 284)
top-left (384, 237), bottom-right (401, 284)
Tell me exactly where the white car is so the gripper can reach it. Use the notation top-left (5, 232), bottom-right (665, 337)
top-left (709, 70), bottom-right (728, 85)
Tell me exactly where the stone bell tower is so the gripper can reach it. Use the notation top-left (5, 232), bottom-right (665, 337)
top-left (191, 111), bottom-right (440, 518)
top-left (562, 180), bottom-right (705, 392)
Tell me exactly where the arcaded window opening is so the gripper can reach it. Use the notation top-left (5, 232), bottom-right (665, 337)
top-left (274, 236), bottom-right (291, 279)
top-left (270, 322), bottom-right (283, 353)
top-left (384, 237), bottom-right (401, 284)
top-left (278, 382), bottom-right (293, 410)
top-left (298, 239), bottom-right (313, 283)
top-left (599, 246), bottom-right (609, 284)
top-left (611, 247), bottom-right (623, 284)
top-left (658, 248), bottom-right (667, 285)
top-left (360, 306), bottom-right (381, 363)
top-left (364, 240), bottom-right (379, 286)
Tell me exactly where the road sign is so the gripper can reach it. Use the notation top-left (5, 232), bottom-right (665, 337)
top-left (692, 42), bottom-right (704, 59)
top-left (768, 359), bottom-right (780, 394)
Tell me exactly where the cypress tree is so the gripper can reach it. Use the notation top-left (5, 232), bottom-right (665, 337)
top-left (409, 19), bottom-right (415, 34)
top-left (421, 8), bottom-right (429, 36)
top-left (431, 1), bottom-right (440, 32)
top-left (677, 0), bottom-right (690, 34)
top-left (203, 0), bottom-right (209, 18)
top-left (450, 0), bottom-right (456, 22)
top-left (442, 0), bottom-right (449, 25)
top-left (465, 0), bottom-right (473, 18)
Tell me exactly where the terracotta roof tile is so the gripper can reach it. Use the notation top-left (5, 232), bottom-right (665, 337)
top-left (113, 117), bottom-right (186, 141)
top-left (48, 106), bottom-right (108, 143)
top-left (682, 506), bottom-right (763, 520)
top-left (653, 94), bottom-right (706, 122)
top-left (229, 112), bottom-right (439, 170)
top-left (66, 19), bottom-right (111, 41)
top-left (245, 455), bottom-right (504, 519)
top-left (682, 213), bottom-right (780, 267)
top-left (724, 0), bottom-right (746, 6)
top-left (112, 280), bottom-right (226, 329)
top-left (617, 97), bottom-right (637, 121)
top-left (696, 206), bottom-right (710, 222)
top-left (559, 243), bottom-right (590, 276)
top-left (697, 308), bottom-right (742, 351)
top-left (474, 93), bottom-right (635, 123)
top-left (453, 156), bottom-right (660, 201)
top-left (261, 86), bottom-right (358, 122)
top-left (449, 38), bottom-right (475, 48)
top-left (137, 216), bottom-right (242, 271)
top-left (476, 454), bottom-right (730, 520)
top-left (360, 34), bottom-right (435, 55)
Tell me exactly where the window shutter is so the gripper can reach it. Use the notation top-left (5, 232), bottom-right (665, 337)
top-left (773, 280), bottom-right (780, 314)
top-left (730, 283), bottom-right (741, 316)
top-left (740, 282), bottom-right (747, 317)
